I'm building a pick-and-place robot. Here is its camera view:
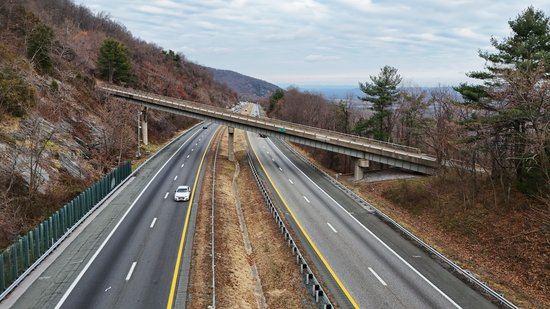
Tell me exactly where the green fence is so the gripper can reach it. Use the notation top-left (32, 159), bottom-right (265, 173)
top-left (0, 161), bottom-right (132, 296)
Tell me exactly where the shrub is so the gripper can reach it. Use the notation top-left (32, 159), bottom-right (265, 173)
top-left (0, 66), bottom-right (36, 117)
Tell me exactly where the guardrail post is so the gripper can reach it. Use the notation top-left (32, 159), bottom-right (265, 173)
top-left (312, 284), bottom-right (320, 298)
top-left (306, 273), bottom-right (313, 284)
top-left (316, 289), bottom-right (324, 303)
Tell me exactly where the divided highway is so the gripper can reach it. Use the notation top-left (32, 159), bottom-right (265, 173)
top-left (247, 129), bottom-right (496, 308)
top-left (9, 124), bottom-right (218, 309)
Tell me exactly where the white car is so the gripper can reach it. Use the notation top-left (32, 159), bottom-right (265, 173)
top-left (174, 185), bottom-right (191, 202)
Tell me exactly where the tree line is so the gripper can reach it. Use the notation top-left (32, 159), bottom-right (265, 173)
top-left (267, 7), bottom-right (550, 209)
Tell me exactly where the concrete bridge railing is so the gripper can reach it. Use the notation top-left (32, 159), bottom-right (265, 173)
top-left (98, 84), bottom-right (438, 175)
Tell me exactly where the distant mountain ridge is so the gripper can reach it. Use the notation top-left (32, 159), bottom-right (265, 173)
top-left (207, 68), bottom-right (280, 101)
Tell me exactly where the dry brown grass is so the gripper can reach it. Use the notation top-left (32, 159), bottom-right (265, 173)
top-left (188, 111), bottom-right (314, 308)
top-left (291, 143), bottom-right (549, 309)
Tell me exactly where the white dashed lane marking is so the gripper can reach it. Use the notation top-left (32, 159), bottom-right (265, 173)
top-left (327, 222), bottom-right (338, 233)
top-left (369, 267), bottom-right (387, 286)
top-left (126, 262), bottom-right (137, 281)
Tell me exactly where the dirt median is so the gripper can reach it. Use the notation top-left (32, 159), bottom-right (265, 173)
top-left (187, 122), bottom-right (313, 308)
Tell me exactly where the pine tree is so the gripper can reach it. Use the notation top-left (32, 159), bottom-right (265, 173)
top-left (27, 24), bottom-right (54, 74)
top-left (98, 38), bottom-right (132, 84)
top-left (356, 65), bottom-right (402, 141)
top-left (455, 6), bottom-right (550, 195)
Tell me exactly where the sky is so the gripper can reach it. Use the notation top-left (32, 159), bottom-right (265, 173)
top-left (75, 0), bottom-right (550, 87)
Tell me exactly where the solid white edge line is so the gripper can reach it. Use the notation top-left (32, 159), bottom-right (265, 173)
top-left (125, 262), bottom-right (137, 281)
top-left (150, 217), bottom-right (157, 229)
top-left (327, 222), bottom-right (338, 233)
top-left (265, 138), bottom-right (462, 309)
top-left (368, 267), bottom-right (387, 286)
top-left (54, 127), bottom-right (201, 309)
top-left (164, 192), bottom-right (169, 199)
top-left (303, 196), bottom-right (310, 203)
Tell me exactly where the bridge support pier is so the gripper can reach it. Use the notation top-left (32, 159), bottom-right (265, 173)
top-left (354, 159), bottom-right (369, 181)
top-left (228, 126), bottom-right (235, 161)
top-left (141, 107), bottom-right (148, 146)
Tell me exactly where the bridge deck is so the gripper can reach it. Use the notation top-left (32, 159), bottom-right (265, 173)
top-left (98, 84), bottom-right (438, 174)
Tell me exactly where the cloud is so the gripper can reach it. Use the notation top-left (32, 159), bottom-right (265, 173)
top-left (74, 0), bottom-right (550, 86)
top-left (453, 28), bottom-right (488, 42)
top-left (304, 54), bottom-right (340, 62)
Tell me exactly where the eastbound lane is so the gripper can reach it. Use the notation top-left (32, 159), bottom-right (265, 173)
top-left (248, 132), bottom-right (496, 309)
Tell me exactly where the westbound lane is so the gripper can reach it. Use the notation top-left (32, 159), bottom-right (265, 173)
top-left (248, 132), bottom-right (496, 309)
top-left (10, 124), bottom-right (218, 309)
top-left (55, 125), bottom-right (218, 309)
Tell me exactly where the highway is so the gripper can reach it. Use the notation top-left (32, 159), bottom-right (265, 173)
top-left (10, 124), bottom-right (217, 309)
top-left (247, 103), bottom-right (495, 309)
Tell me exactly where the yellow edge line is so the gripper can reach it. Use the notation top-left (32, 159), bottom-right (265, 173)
top-left (166, 128), bottom-right (219, 309)
top-left (248, 135), bottom-right (360, 309)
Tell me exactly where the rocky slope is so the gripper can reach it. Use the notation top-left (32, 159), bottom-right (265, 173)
top-left (0, 0), bottom-right (238, 248)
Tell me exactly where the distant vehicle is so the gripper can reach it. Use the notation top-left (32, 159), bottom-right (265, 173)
top-left (174, 185), bottom-right (191, 202)
top-left (259, 133), bottom-right (267, 138)
top-left (203, 125), bottom-right (208, 129)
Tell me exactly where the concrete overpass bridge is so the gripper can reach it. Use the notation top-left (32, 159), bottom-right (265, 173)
top-left (98, 84), bottom-right (438, 178)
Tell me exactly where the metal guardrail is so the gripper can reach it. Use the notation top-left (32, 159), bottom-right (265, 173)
top-left (247, 153), bottom-right (333, 309)
top-left (99, 84), bottom-right (435, 161)
top-left (280, 140), bottom-right (519, 309)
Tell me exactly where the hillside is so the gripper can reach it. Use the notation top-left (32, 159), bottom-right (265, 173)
top-left (0, 0), bottom-right (237, 248)
top-left (207, 67), bottom-right (280, 101)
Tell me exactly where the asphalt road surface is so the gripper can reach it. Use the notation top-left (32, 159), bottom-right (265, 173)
top-left (9, 124), bottom-right (217, 309)
top-left (248, 131), bottom-right (496, 309)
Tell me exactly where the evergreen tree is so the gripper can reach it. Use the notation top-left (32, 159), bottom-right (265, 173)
top-left (98, 38), bottom-right (132, 84)
top-left (356, 65), bottom-right (402, 141)
top-left (27, 24), bottom-right (54, 74)
top-left (268, 88), bottom-right (284, 114)
top-left (455, 6), bottom-right (550, 195)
